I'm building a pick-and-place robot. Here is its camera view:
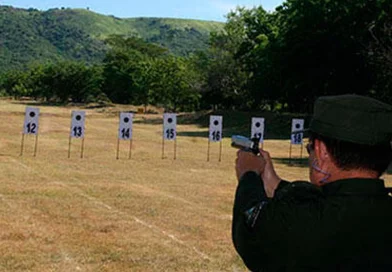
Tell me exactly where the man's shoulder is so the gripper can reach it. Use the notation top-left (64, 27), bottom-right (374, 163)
top-left (274, 180), bottom-right (323, 202)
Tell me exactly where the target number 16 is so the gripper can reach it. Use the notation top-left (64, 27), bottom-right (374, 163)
top-left (212, 130), bottom-right (221, 141)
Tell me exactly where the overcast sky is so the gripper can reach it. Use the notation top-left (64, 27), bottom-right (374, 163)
top-left (1, 0), bottom-right (284, 21)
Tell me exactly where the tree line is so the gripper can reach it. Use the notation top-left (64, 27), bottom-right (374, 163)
top-left (1, 0), bottom-right (391, 113)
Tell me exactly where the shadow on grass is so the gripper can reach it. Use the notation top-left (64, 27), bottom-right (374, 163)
top-left (273, 157), bottom-right (309, 168)
top-left (83, 103), bottom-right (114, 109)
top-left (179, 110), bottom-right (312, 140)
top-left (11, 100), bottom-right (113, 109)
top-left (11, 100), bottom-right (65, 107)
top-left (129, 110), bottom-right (312, 141)
top-left (177, 131), bottom-right (208, 137)
top-left (133, 118), bottom-right (162, 125)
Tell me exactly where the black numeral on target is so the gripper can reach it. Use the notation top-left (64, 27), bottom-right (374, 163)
top-left (73, 126), bottom-right (83, 137)
top-left (166, 128), bottom-right (175, 139)
top-left (26, 122), bottom-right (37, 134)
top-left (121, 128), bottom-right (130, 139)
top-left (253, 133), bottom-right (262, 139)
top-left (212, 131), bottom-right (221, 141)
top-left (293, 133), bottom-right (303, 144)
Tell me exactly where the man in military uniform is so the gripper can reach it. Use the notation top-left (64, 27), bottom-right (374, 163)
top-left (233, 95), bottom-right (392, 271)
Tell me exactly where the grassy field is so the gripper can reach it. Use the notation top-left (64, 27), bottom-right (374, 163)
top-left (0, 99), bottom-right (391, 272)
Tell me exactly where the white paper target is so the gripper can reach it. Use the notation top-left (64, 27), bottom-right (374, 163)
top-left (163, 113), bottom-right (177, 141)
top-left (209, 115), bottom-right (223, 142)
top-left (251, 117), bottom-right (265, 143)
top-left (23, 107), bottom-right (40, 135)
top-left (70, 111), bottom-right (86, 138)
top-left (118, 112), bottom-right (133, 140)
top-left (291, 119), bottom-right (304, 145)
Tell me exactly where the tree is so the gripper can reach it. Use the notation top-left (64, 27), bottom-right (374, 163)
top-left (210, 1), bottom-right (392, 112)
top-left (102, 35), bottom-right (200, 111)
top-left (363, 1), bottom-right (392, 104)
top-left (28, 61), bottom-right (103, 103)
top-left (0, 69), bottom-right (31, 99)
top-left (147, 56), bottom-right (200, 112)
top-left (222, 6), bottom-right (280, 110)
top-left (196, 6), bottom-right (279, 111)
top-left (102, 35), bottom-right (167, 104)
top-left (271, 0), bottom-right (389, 112)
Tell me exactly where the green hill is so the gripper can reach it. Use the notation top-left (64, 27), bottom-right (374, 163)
top-left (0, 6), bottom-right (224, 72)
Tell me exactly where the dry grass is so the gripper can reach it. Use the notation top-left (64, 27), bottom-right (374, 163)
top-left (0, 99), bottom-right (390, 272)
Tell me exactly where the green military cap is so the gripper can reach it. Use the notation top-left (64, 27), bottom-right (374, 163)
top-left (308, 94), bottom-right (392, 146)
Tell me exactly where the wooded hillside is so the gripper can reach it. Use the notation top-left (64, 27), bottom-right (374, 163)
top-left (0, 6), bottom-right (223, 71)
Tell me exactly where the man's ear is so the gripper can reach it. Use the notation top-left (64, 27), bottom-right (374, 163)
top-left (314, 139), bottom-right (330, 165)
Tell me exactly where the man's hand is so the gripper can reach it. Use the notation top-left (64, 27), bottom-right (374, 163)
top-left (235, 150), bottom-right (266, 181)
top-left (259, 149), bottom-right (281, 198)
top-left (235, 149), bottom-right (282, 198)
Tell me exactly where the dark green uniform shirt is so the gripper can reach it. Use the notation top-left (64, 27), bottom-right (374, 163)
top-left (232, 172), bottom-right (392, 272)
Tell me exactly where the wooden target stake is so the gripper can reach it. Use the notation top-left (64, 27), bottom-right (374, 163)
top-left (174, 138), bottom-right (177, 160)
top-left (20, 133), bottom-right (25, 156)
top-left (218, 140), bottom-right (222, 162)
top-left (300, 143), bottom-right (304, 159)
top-left (116, 112), bottom-right (121, 160)
top-left (128, 139), bottom-right (133, 159)
top-left (33, 134), bottom-right (39, 157)
top-left (116, 138), bottom-right (120, 160)
top-left (68, 136), bottom-right (72, 158)
top-left (81, 138), bottom-right (85, 159)
top-left (207, 139), bottom-right (211, 162)
top-left (19, 134), bottom-right (39, 157)
top-left (162, 137), bottom-right (165, 159)
top-left (289, 143), bottom-right (293, 165)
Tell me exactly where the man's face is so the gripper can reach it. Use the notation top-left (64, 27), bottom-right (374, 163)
top-left (307, 139), bottom-right (334, 186)
top-left (306, 140), bottom-right (323, 186)
top-left (306, 142), bottom-right (317, 184)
